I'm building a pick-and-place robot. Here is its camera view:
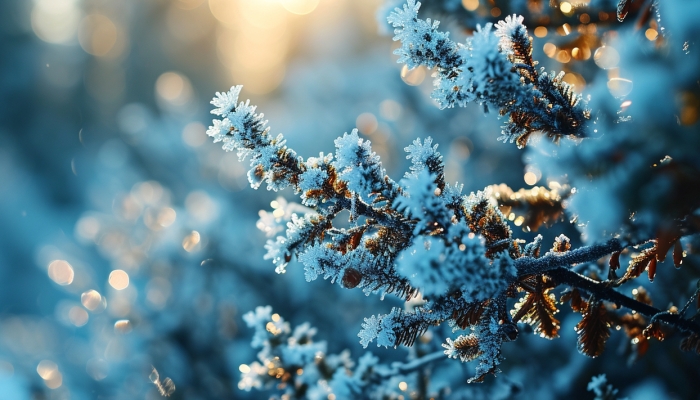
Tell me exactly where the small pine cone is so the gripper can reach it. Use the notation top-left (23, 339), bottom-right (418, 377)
top-left (342, 268), bottom-right (362, 289)
top-left (444, 334), bottom-right (482, 362)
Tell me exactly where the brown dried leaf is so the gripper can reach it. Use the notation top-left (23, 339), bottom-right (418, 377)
top-left (510, 292), bottom-right (535, 323)
top-left (655, 232), bottom-right (680, 263)
top-left (576, 302), bottom-right (612, 357)
top-left (511, 280), bottom-right (560, 339)
top-left (609, 251), bottom-right (621, 271)
top-left (608, 251), bottom-right (622, 279)
top-left (647, 258), bottom-right (657, 282)
top-left (673, 240), bottom-right (684, 268)
top-left (336, 227), bottom-right (367, 255)
top-left (635, 335), bottom-right (650, 357)
top-left (619, 246), bottom-right (656, 284)
top-left (610, 312), bottom-right (648, 357)
top-left (561, 288), bottom-right (588, 313)
top-left (642, 322), bottom-right (665, 342)
top-left (348, 230), bottom-right (364, 251)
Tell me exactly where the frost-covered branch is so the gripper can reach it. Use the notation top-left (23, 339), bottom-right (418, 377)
top-left (549, 267), bottom-right (700, 334)
top-left (514, 238), bottom-right (624, 277)
top-left (388, 0), bottom-right (591, 148)
top-left (207, 83), bottom-right (699, 384)
top-left (240, 306), bottom-right (447, 398)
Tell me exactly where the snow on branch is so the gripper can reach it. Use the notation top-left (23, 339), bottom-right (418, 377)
top-left (208, 85), bottom-right (700, 384)
top-left (239, 306), bottom-right (449, 398)
top-left (387, 1), bottom-right (591, 148)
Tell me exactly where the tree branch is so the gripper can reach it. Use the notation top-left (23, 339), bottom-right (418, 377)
top-left (548, 267), bottom-right (700, 334)
top-left (514, 238), bottom-right (624, 277)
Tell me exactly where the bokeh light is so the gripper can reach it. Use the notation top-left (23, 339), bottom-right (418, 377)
top-left (31, 0), bottom-right (81, 44)
top-left (36, 360), bottom-right (58, 380)
top-left (560, 2), bottom-right (573, 15)
top-left (78, 14), bottom-right (118, 57)
top-left (86, 358), bottom-right (108, 381)
top-left (68, 306), bottom-right (89, 327)
top-left (182, 231), bottom-right (201, 252)
top-left (108, 270), bottom-right (130, 290)
top-left (379, 100), bottom-right (402, 121)
top-left (594, 46), bottom-right (620, 69)
top-left (37, 360), bottom-right (63, 389)
top-left (48, 260), bottom-right (74, 286)
top-left (182, 122), bottom-right (207, 147)
top-left (114, 319), bottom-right (132, 334)
top-left (81, 289), bottom-right (102, 311)
top-left (400, 65), bottom-right (426, 86)
top-left (607, 77), bottom-right (634, 98)
top-left (185, 191), bottom-right (219, 223)
top-left (356, 113), bottom-right (378, 135)
top-left (645, 29), bottom-right (659, 41)
top-left (156, 72), bottom-right (194, 109)
top-left (462, 0), bottom-right (479, 12)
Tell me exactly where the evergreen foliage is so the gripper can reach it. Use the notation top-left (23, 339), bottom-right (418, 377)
top-left (208, 0), bottom-right (700, 395)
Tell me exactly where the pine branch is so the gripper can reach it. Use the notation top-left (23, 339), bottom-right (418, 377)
top-left (388, 3), bottom-right (591, 148)
top-left (208, 81), bottom-right (700, 386)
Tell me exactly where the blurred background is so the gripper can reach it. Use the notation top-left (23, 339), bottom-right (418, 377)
top-left (0, 0), bottom-right (695, 398)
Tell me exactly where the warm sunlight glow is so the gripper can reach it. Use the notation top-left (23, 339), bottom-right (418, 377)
top-left (280, 0), bottom-right (319, 15)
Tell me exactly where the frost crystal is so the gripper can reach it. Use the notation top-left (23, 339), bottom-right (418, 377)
top-left (387, 0), bottom-right (459, 70)
top-left (494, 15), bottom-right (527, 53)
top-left (210, 85), bottom-right (242, 117)
top-left (332, 130), bottom-right (385, 199)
